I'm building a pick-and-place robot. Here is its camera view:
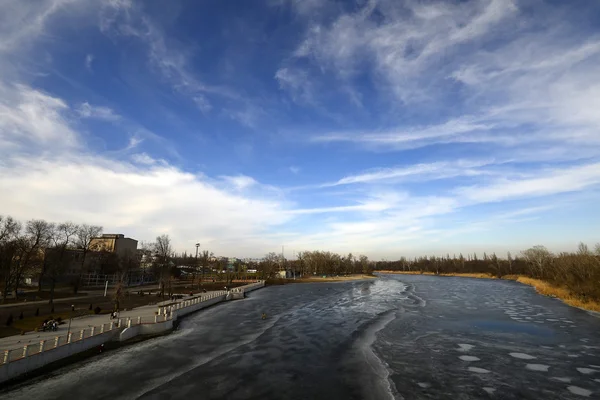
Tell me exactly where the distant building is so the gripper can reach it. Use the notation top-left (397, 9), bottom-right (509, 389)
top-left (90, 234), bottom-right (138, 259)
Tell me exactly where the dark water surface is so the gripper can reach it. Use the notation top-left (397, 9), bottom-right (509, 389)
top-left (2, 275), bottom-right (599, 399)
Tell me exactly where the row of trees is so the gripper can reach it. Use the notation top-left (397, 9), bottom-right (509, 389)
top-left (0, 216), bottom-right (104, 303)
top-left (0, 215), bottom-right (169, 303)
top-left (244, 251), bottom-right (372, 279)
top-left (373, 243), bottom-right (600, 302)
top-left (167, 250), bottom-right (374, 282)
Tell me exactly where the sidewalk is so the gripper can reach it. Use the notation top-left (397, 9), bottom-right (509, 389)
top-left (0, 290), bottom-right (221, 351)
top-left (0, 295), bottom-right (100, 309)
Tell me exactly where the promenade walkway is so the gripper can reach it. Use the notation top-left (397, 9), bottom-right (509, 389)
top-left (0, 290), bottom-right (222, 354)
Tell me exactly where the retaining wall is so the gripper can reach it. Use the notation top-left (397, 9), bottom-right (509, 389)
top-left (0, 281), bottom-right (264, 384)
top-left (0, 329), bottom-right (120, 383)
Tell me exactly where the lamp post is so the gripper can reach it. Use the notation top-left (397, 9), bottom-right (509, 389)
top-left (67, 304), bottom-right (74, 334)
top-left (195, 243), bottom-right (200, 290)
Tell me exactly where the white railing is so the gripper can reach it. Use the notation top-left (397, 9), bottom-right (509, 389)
top-left (1, 281), bottom-right (264, 365)
top-left (2, 321), bottom-right (122, 363)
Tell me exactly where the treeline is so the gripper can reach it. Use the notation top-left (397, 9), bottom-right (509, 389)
top-left (0, 216), bottom-right (105, 303)
top-left (373, 243), bottom-right (600, 303)
top-left (0, 215), bottom-right (170, 303)
top-left (292, 251), bottom-right (372, 276)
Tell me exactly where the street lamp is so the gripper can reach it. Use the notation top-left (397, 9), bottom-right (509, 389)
top-left (195, 243), bottom-right (200, 290)
top-left (67, 304), bottom-right (74, 334)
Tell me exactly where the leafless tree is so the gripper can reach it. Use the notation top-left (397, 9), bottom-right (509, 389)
top-left (72, 224), bottom-right (102, 294)
top-left (45, 222), bottom-right (79, 304)
top-left (154, 234), bottom-right (173, 299)
top-left (521, 245), bottom-right (553, 279)
top-left (0, 216), bottom-right (22, 303)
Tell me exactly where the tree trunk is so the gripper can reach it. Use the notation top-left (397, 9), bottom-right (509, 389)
top-left (49, 279), bottom-right (56, 304)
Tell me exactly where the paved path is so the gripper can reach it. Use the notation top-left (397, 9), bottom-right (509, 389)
top-left (0, 290), bottom-right (222, 351)
top-left (0, 295), bottom-right (101, 309)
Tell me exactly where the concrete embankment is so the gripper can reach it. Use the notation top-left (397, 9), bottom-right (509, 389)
top-left (0, 281), bottom-right (265, 385)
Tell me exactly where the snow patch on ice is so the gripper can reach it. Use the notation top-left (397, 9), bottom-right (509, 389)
top-left (576, 368), bottom-right (598, 375)
top-left (483, 387), bottom-right (495, 394)
top-left (469, 367), bottom-right (491, 374)
top-left (457, 344), bottom-right (474, 352)
top-left (567, 386), bottom-right (592, 397)
top-left (459, 355), bottom-right (480, 361)
top-left (509, 352), bottom-right (536, 360)
top-left (568, 354), bottom-right (580, 358)
top-left (551, 377), bottom-right (572, 383)
top-left (526, 364), bottom-right (549, 371)
top-left (417, 382), bottom-right (430, 388)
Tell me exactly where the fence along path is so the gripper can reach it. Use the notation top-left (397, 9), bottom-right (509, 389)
top-left (1, 282), bottom-right (264, 365)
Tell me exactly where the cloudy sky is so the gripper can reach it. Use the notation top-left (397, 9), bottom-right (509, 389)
top-left (1, 0), bottom-right (599, 258)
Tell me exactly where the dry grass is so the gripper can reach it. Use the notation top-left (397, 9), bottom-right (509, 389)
top-left (377, 271), bottom-right (497, 279)
top-left (516, 276), bottom-right (600, 313)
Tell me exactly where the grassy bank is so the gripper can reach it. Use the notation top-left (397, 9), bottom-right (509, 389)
top-left (377, 271), bottom-right (497, 279)
top-left (377, 271), bottom-right (600, 313)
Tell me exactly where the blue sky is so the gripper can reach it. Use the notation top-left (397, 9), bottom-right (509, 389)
top-left (1, 0), bottom-right (599, 258)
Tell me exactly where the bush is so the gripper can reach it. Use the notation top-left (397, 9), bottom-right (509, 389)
top-left (19, 311), bottom-right (23, 320)
top-left (35, 308), bottom-right (39, 316)
top-left (56, 317), bottom-right (62, 323)
top-left (94, 306), bottom-right (102, 315)
top-left (6, 314), bottom-right (13, 326)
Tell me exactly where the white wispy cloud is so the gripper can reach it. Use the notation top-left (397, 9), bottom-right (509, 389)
top-left (0, 85), bottom-right (294, 256)
top-left (455, 163), bottom-right (600, 204)
top-left (193, 95), bottom-right (212, 114)
top-left (85, 53), bottom-right (94, 71)
top-left (98, 2), bottom-right (250, 117)
top-left (0, 83), bottom-right (78, 149)
top-left (131, 152), bottom-right (157, 165)
top-left (220, 175), bottom-right (258, 191)
top-left (76, 102), bottom-right (120, 121)
top-left (0, 0), bottom-right (77, 53)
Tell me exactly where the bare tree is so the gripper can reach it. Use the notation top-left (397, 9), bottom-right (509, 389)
top-left (72, 224), bottom-right (102, 294)
top-left (260, 252), bottom-right (280, 279)
top-left (196, 250), bottom-right (211, 288)
top-left (154, 234), bottom-right (173, 299)
top-left (0, 216), bottom-right (22, 303)
top-left (521, 245), bottom-right (553, 279)
top-left (46, 222), bottom-right (79, 304)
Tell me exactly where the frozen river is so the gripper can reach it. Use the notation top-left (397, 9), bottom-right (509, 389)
top-left (1, 275), bottom-right (599, 399)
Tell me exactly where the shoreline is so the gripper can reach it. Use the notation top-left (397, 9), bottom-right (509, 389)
top-left (0, 282), bottom-right (265, 386)
top-left (376, 271), bottom-right (600, 313)
top-left (267, 275), bottom-right (376, 285)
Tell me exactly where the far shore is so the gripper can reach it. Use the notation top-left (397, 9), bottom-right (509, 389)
top-left (269, 274), bottom-right (376, 284)
top-left (376, 271), bottom-right (600, 313)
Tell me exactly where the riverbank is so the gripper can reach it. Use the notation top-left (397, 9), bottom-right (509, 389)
top-left (0, 281), bottom-right (265, 385)
top-left (267, 274), bottom-right (376, 285)
top-left (377, 271), bottom-right (600, 313)
top-left (295, 274), bottom-right (376, 283)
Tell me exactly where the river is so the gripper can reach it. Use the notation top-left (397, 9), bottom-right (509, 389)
top-left (1, 275), bottom-right (599, 399)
